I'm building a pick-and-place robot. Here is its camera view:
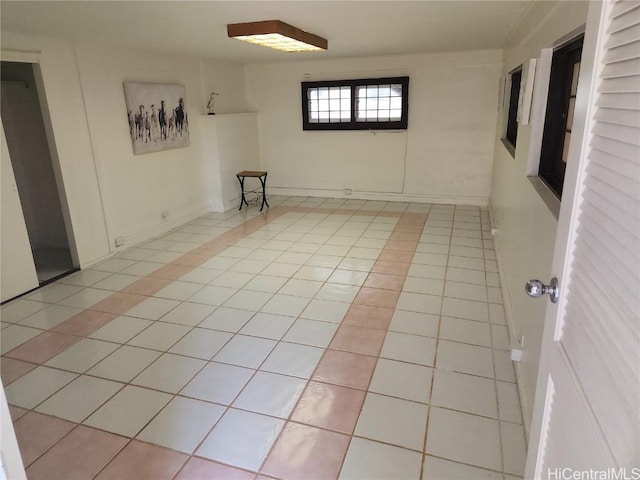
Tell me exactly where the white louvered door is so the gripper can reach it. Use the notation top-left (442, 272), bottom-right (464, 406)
top-left (526, 0), bottom-right (640, 477)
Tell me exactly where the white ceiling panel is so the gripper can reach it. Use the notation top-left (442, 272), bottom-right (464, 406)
top-left (0, 1), bottom-right (536, 63)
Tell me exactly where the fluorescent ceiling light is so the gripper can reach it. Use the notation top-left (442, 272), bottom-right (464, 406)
top-left (227, 20), bottom-right (327, 52)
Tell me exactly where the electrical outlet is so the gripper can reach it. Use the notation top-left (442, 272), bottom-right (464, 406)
top-left (161, 210), bottom-right (169, 219)
top-left (511, 349), bottom-right (523, 362)
top-left (114, 236), bottom-right (125, 247)
top-left (520, 335), bottom-right (525, 347)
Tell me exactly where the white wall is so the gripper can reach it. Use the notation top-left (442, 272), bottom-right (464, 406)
top-left (74, 42), bottom-right (213, 249)
top-left (0, 32), bottom-right (249, 266)
top-left (1, 33), bottom-right (110, 267)
top-left (197, 113), bottom-right (260, 212)
top-left (200, 60), bottom-right (248, 115)
top-left (489, 0), bottom-right (589, 429)
top-left (245, 50), bottom-right (502, 205)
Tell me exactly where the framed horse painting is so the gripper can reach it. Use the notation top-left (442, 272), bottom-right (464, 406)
top-left (123, 82), bottom-right (189, 155)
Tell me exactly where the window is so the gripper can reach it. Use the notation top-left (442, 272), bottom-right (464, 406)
top-left (302, 77), bottom-right (409, 130)
top-left (539, 35), bottom-right (584, 198)
top-left (504, 67), bottom-right (522, 150)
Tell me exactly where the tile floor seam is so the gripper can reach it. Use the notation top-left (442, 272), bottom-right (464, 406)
top-left (35, 373), bottom-right (128, 425)
top-left (256, 213), bottom-right (424, 478)
top-left (19, 418), bottom-right (135, 475)
top-left (2, 201), bottom-right (526, 479)
top-left (337, 214), bottom-right (429, 478)
top-left (181, 242), bottom-right (358, 474)
top-left (478, 208), bottom-right (511, 476)
top-left (260, 213), bottom-right (426, 477)
top-left (419, 210), bottom-right (451, 479)
top-left (428, 207), bottom-right (506, 475)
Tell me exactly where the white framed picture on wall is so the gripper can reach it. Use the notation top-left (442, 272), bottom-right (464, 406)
top-left (123, 82), bottom-right (189, 155)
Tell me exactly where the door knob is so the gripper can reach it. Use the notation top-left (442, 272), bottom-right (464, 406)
top-left (525, 277), bottom-right (559, 303)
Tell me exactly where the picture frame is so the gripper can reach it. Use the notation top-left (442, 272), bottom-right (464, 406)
top-left (123, 82), bottom-right (189, 155)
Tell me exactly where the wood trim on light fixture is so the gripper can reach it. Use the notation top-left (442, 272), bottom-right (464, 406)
top-left (227, 20), bottom-right (328, 50)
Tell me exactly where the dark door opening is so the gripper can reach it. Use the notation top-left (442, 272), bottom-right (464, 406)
top-left (1, 61), bottom-right (77, 284)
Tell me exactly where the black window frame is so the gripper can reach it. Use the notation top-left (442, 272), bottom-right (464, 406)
top-left (504, 66), bottom-right (522, 151)
top-left (301, 76), bottom-right (409, 131)
top-left (539, 35), bottom-right (584, 198)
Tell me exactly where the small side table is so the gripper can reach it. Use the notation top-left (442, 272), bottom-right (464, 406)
top-left (236, 170), bottom-right (270, 211)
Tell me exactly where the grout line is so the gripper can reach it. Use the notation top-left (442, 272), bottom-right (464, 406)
top-left (255, 210), bottom-right (413, 477)
top-left (420, 208), bottom-right (452, 478)
top-left (2, 201), bottom-right (525, 479)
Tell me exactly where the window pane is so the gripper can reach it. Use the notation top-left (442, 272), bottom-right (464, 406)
top-left (354, 82), bottom-right (405, 123)
top-left (302, 77), bottom-right (408, 130)
top-left (306, 85), bottom-right (352, 124)
top-left (379, 85), bottom-right (390, 97)
top-left (537, 34), bottom-right (583, 198)
top-left (505, 68), bottom-right (522, 148)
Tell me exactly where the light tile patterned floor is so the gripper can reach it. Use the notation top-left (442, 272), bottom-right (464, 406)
top-left (1, 197), bottom-right (526, 479)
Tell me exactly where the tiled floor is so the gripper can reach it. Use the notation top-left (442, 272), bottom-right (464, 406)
top-left (1, 197), bottom-right (526, 479)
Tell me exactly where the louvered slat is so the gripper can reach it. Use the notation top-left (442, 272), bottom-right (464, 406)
top-left (560, 0), bottom-right (640, 467)
top-left (603, 40), bottom-right (640, 62)
top-left (595, 91), bottom-right (640, 108)
top-left (608, 5), bottom-right (640, 33)
top-left (610, 0), bottom-right (640, 19)
top-left (585, 173), bottom-right (639, 217)
top-left (605, 23), bottom-right (640, 49)
top-left (591, 134), bottom-right (638, 162)
top-left (601, 57), bottom-right (640, 78)
top-left (592, 121), bottom-right (640, 144)
top-left (595, 106), bottom-right (640, 126)
top-left (589, 146), bottom-right (639, 177)
top-left (589, 162), bottom-right (640, 198)
top-left (599, 74), bottom-right (640, 92)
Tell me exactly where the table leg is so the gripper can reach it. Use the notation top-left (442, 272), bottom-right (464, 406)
top-left (259, 174), bottom-right (270, 211)
top-left (237, 175), bottom-right (248, 211)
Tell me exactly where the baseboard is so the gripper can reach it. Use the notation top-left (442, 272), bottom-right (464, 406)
top-left (109, 203), bottom-right (215, 255)
top-left (267, 187), bottom-right (489, 207)
top-left (488, 203), bottom-right (533, 442)
top-left (78, 252), bottom-right (113, 270)
top-left (220, 195), bottom-right (241, 213)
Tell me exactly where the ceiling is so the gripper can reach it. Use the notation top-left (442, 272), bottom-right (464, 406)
top-left (0, 1), bottom-right (534, 64)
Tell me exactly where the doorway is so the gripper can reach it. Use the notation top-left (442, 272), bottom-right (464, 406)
top-left (1, 61), bottom-right (77, 286)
